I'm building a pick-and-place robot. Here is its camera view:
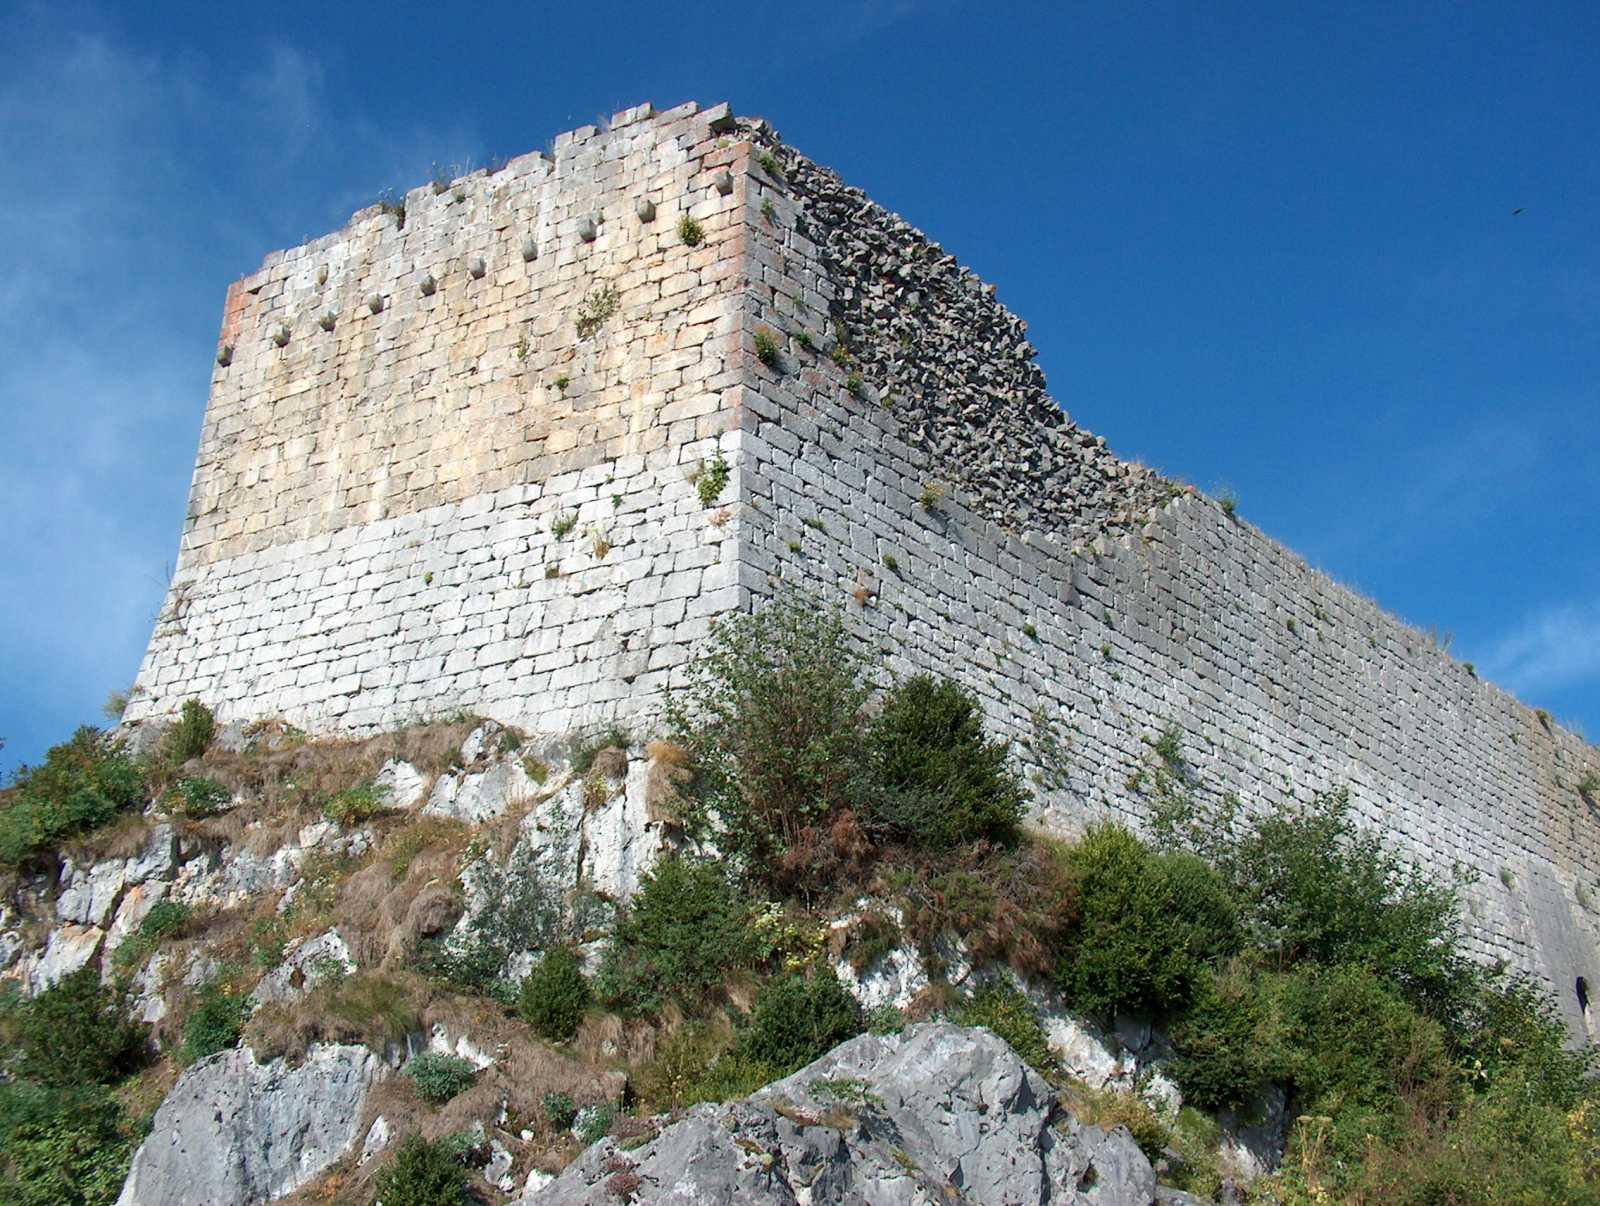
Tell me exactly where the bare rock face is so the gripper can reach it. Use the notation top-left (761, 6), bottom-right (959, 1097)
top-left (116, 1043), bottom-right (384, 1205)
top-left (521, 1023), bottom-right (1158, 1205)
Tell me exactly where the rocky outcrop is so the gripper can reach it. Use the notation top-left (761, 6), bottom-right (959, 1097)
top-left (116, 1042), bottom-right (384, 1206)
top-left (522, 1023), bottom-right (1160, 1205)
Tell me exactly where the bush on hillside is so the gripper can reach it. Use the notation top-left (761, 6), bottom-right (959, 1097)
top-left (597, 857), bottom-right (756, 1014)
top-left (159, 698), bottom-right (215, 766)
top-left (180, 980), bottom-right (249, 1064)
top-left (15, 969), bottom-right (147, 1088)
top-left (1166, 962), bottom-right (1288, 1111)
top-left (664, 599), bottom-right (875, 885)
top-left (1054, 824), bottom-right (1237, 1018)
top-left (736, 972), bottom-right (862, 1076)
top-left (404, 1051), bottom-right (477, 1105)
top-left (952, 980), bottom-right (1056, 1076)
top-left (0, 1082), bottom-right (139, 1206)
top-left (0, 728), bottom-right (145, 866)
top-left (161, 776), bottom-right (231, 819)
top-left (866, 674), bottom-right (1028, 849)
top-left (1153, 787), bottom-right (1474, 1018)
top-left (517, 946), bottom-right (591, 1041)
top-left (370, 1133), bottom-right (468, 1206)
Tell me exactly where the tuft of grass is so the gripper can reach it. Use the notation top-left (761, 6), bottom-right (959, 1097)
top-left (550, 510), bottom-right (577, 538)
top-left (845, 372), bottom-right (863, 397)
top-left (761, 197), bottom-right (777, 223)
top-left (753, 327), bottom-right (780, 368)
top-left (756, 151), bottom-right (783, 178)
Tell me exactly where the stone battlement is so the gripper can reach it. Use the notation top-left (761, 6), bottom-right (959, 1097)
top-left (128, 102), bottom-right (1600, 1040)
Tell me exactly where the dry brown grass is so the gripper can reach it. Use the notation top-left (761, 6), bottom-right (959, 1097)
top-left (63, 810), bottom-right (159, 864)
top-left (644, 741), bottom-right (691, 826)
top-left (179, 717), bottom-right (484, 845)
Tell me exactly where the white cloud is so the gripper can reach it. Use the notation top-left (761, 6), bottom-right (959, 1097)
top-left (1480, 603), bottom-right (1600, 696)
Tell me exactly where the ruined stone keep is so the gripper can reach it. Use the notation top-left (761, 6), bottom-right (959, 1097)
top-left (124, 101), bottom-right (1600, 1040)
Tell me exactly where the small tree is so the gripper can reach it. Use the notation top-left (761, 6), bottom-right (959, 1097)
top-left (370, 1134), bottom-right (467, 1206)
top-left (867, 674), bottom-right (1028, 848)
top-left (518, 947), bottom-right (591, 1041)
top-left (665, 598), bottom-right (874, 883)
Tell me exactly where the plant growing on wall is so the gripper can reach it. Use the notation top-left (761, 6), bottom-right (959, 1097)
top-left (574, 284), bottom-right (620, 339)
top-left (753, 327), bottom-right (780, 369)
top-left (678, 215), bottom-right (704, 246)
top-left (550, 511), bottom-right (577, 538)
top-left (697, 450), bottom-right (730, 507)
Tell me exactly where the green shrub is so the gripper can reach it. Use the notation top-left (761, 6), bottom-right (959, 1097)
top-left (15, 969), bottom-right (147, 1087)
top-left (0, 1082), bottom-right (138, 1206)
top-left (1153, 788), bottom-right (1473, 1018)
top-left (866, 674), bottom-right (1029, 849)
top-left (180, 980), bottom-right (249, 1064)
top-left (1167, 962), bottom-right (1287, 1111)
top-left (1454, 973), bottom-right (1597, 1105)
top-left (597, 857), bottom-right (755, 1013)
top-left (111, 899), bottom-right (192, 969)
top-left (0, 728), bottom-right (146, 866)
top-left (865, 1004), bottom-right (905, 1035)
top-left (517, 946), bottom-right (591, 1041)
top-left (574, 1103), bottom-right (613, 1145)
top-left (370, 1133), bottom-right (468, 1206)
top-left (323, 781), bottom-right (387, 826)
top-left (736, 972), bottom-right (862, 1077)
top-left (1055, 824), bottom-right (1236, 1018)
top-left (677, 215), bottom-right (704, 246)
top-left (953, 980), bottom-right (1056, 1076)
top-left (161, 699), bottom-right (216, 765)
top-left (541, 1091), bottom-right (577, 1130)
top-left (665, 599), bottom-right (874, 886)
top-left (162, 776), bottom-right (230, 819)
top-left (404, 1051), bottom-right (478, 1105)
top-left (1280, 962), bottom-right (1454, 1141)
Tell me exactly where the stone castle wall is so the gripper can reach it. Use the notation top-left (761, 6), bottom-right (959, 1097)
top-left (731, 120), bottom-right (1600, 1036)
top-left (128, 103), bottom-right (1599, 1037)
top-left (127, 103), bottom-right (750, 736)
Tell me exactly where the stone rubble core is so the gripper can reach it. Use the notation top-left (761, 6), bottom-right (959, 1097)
top-left (118, 99), bottom-right (1599, 1040)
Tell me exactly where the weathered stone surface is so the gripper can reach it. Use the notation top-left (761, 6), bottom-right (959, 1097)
top-left (252, 929), bottom-right (356, 1003)
top-left (29, 922), bottom-right (104, 990)
top-left (116, 1042), bottom-right (383, 1206)
top-left (521, 1023), bottom-right (1159, 1205)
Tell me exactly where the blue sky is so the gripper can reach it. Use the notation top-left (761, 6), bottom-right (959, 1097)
top-left (2, 0), bottom-right (1596, 774)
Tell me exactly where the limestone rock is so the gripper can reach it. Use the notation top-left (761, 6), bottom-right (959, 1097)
top-left (116, 1042), bottom-right (383, 1205)
top-left (252, 929), bottom-right (356, 1003)
top-left (521, 1022), bottom-right (1158, 1205)
top-left (30, 922), bottom-right (104, 991)
top-left (374, 758), bottom-right (429, 811)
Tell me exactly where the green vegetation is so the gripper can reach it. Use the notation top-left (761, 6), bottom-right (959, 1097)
top-left (598, 857), bottom-right (756, 1013)
top-left (517, 946), bottom-right (591, 1041)
top-left (161, 776), bottom-right (230, 818)
top-left (541, 1091), bottom-right (578, 1130)
top-left (111, 900), bottom-right (191, 970)
top-left (952, 980), bottom-right (1055, 1076)
top-left (753, 326), bottom-right (780, 368)
top-left (404, 1051), bottom-right (477, 1105)
top-left (370, 1133), bottom-right (468, 1206)
top-left (161, 699), bottom-right (216, 766)
top-left (677, 215), bottom-right (704, 246)
top-left (735, 972), bottom-right (861, 1077)
top-left (322, 781), bottom-right (387, 826)
top-left (696, 449), bottom-right (730, 507)
top-left (181, 979), bottom-right (250, 1064)
top-left (0, 970), bottom-right (148, 1203)
top-left (573, 283), bottom-right (620, 338)
top-left (867, 674), bottom-right (1028, 850)
top-left (0, 727), bottom-right (145, 866)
